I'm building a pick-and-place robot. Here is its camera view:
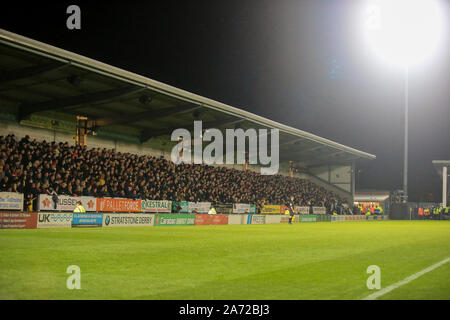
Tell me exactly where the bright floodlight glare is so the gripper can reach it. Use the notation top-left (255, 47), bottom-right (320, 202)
top-left (363, 0), bottom-right (445, 68)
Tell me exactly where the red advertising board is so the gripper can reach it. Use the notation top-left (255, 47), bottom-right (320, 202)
top-left (195, 214), bottom-right (229, 225)
top-left (195, 214), bottom-right (211, 225)
top-left (0, 212), bottom-right (38, 229)
top-left (210, 214), bottom-right (228, 225)
top-left (96, 198), bottom-right (141, 212)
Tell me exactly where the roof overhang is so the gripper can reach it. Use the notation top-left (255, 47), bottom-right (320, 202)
top-left (0, 28), bottom-right (376, 166)
top-left (354, 190), bottom-right (390, 202)
top-left (354, 195), bottom-right (390, 202)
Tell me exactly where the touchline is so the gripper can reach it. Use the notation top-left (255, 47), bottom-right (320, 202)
top-left (170, 121), bottom-right (279, 175)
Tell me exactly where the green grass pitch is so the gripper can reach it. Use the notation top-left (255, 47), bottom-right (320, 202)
top-left (0, 220), bottom-right (449, 300)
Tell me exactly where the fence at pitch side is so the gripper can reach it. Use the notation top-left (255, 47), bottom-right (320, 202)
top-left (7, 193), bottom-right (335, 218)
top-left (4, 192), bottom-right (394, 219)
top-left (389, 203), bottom-right (449, 220)
top-left (260, 205), bottom-right (326, 215)
top-left (33, 194), bottom-right (258, 215)
top-left (0, 212), bottom-right (389, 229)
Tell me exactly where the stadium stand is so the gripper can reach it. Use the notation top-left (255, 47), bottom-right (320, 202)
top-left (0, 29), bottom-right (377, 214)
top-left (0, 134), bottom-right (346, 213)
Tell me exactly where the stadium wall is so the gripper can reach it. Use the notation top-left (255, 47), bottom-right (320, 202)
top-left (303, 171), bottom-right (353, 203)
top-left (308, 165), bottom-right (352, 192)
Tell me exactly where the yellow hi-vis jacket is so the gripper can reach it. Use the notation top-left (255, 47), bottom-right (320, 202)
top-left (208, 208), bottom-right (217, 215)
top-left (73, 205), bottom-right (86, 213)
top-left (375, 206), bottom-right (383, 214)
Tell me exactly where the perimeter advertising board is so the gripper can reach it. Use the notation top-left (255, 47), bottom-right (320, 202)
top-left (154, 214), bottom-right (196, 226)
top-left (215, 204), bottom-right (233, 214)
top-left (0, 212), bottom-right (38, 229)
top-left (344, 215), bottom-right (365, 221)
top-left (96, 198), bottom-right (141, 212)
top-left (265, 215), bottom-right (282, 224)
top-left (316, 214), bottom-right (332, 222)
top-left (313, 207), bottom-right (327, 214)
top-left (72, 213), bottom-right (103, 227)
top-left (195, 214), bottom-right (210, 225)
top-left (209, 214), bottom-right (229, 225)
top-left (233, 203), bottom-right (256, 214)
top-left (141, 200), bottom-right (171, 213)
top-left (228, 215), bottom-right (243, 225)
top-left (366, 215), bottom-right (388, 221)
top-left (294, 206), bottom-right (310, 214)
top-left (0, 192), bottom-right (24, 210)
top-left (38, 194), bottom-right (96, 212)
top-left (332, 215), bottom-right (366, 222)
top-left (103, 214), bottom-right (155, 227)
top-left (38, 212), bottom-right (73, 228)
top-left (177, 202), bottom-right (211, 213)
top-left (298, 214), bottom-right (317, 222)
top-left (261, 205), bottom-right (281, 214)
top-left (195, 214), bottom-right (229, 225)
top-left (250, 215), bottom-right (266, 224)
top-left (189, 202), bottom-right (211, 213)
top-left (177, 201), bottom-right (190, 213)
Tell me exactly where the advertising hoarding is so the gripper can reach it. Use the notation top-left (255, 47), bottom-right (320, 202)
top-left (233, 203), bottom-right (256, 214)
top-left (0, 212), bottom-right (38, 229)
top-left (154, 214), bottom-right (196, 226)
top-left (195, 214), bottom-right (229, 225)
top-left (38, 212), bottom-right (73, 228)
top-left (141, 200), bottom-right (171, 213)
top-left (313, 207), bottom-right (327, 214)
top-left (72, 213), bottom-right (103, 227)
top-left (250, 215), bottom-right (266, 224)
top-left (96, 198), bottom-right (141, 212)
top-left (38, 194), bottom-right (96, 212)
top-left (261, 205), bottom-right (282, 214)
top-left (0, 192), bottom-right (24, 210)
top-left (103, 214), bottom-right (155, 227)
top-left (294, 206), bottom-right (310, 214)
top-left (265, 215), bottom-right (282, 224)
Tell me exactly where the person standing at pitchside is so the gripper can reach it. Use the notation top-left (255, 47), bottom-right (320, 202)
top-left (73, 200), bottom-right (86, 213)
top-left (287, 196), bottom-right (295, 224)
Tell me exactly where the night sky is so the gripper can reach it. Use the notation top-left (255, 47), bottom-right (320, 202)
top-left (1, 0), bottom-right (449, 202)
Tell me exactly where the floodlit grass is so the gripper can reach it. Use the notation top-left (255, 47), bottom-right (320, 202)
top-left (0, 221), bottom-right (449, 300)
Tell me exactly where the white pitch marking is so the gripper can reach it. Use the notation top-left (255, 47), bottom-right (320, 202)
top-left (362, 257), bottom-right (450, 300)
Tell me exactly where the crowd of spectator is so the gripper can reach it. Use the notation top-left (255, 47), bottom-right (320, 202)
top-left (0, 134), bottom-right (346, 212)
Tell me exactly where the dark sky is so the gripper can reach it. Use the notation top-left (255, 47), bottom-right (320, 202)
top-left (1, 0), bottom-right (449, 201)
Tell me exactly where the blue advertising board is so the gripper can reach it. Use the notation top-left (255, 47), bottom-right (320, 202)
top-left (72, 213), bottom-right (103, 227)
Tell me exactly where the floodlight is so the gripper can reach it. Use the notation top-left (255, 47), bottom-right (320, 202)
top-left (362, 0), bottom-right (445, 68)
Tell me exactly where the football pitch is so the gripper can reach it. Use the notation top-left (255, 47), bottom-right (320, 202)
top-left (0, 220), bottom-right (449, 300)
